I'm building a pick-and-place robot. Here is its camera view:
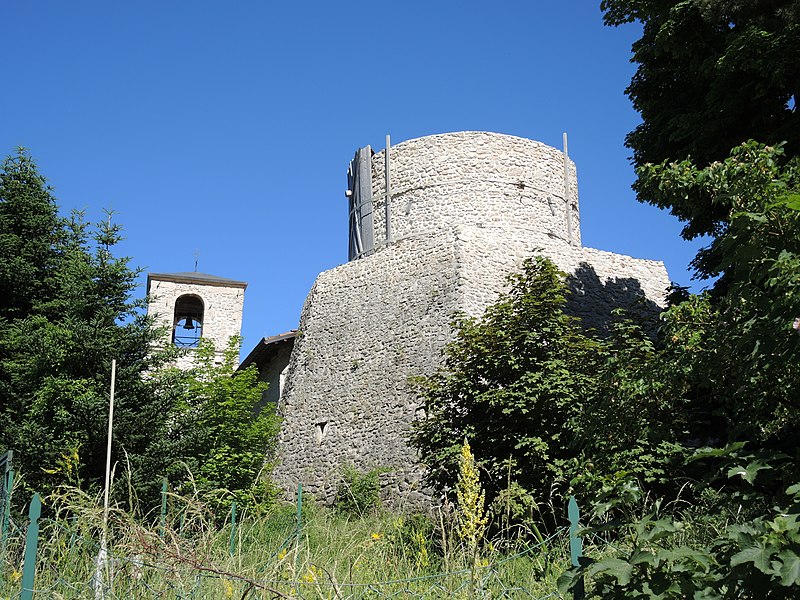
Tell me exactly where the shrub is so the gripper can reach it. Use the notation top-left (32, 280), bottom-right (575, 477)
top-left (334, 465), bottom-right (387, 517)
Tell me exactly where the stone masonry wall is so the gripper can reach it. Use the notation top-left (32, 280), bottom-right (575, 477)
top-left (273, 132), bottom-right (670, 508)
top-left (273, 231), bottom-right (463, 508)
top-left (147, 278), bottom-right (245, 370)
top-left (453, 225), bottom-right (670, 327)
top-left (370, 132), bottom-right (580, 249)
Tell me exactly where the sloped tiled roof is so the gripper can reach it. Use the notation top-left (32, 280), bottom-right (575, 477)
top-left (147, 272), bottom-right (247, 289)
top-left (239, 331), bottom-right (297, 371)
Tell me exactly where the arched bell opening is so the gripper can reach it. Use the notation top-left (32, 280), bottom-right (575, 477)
top-left (172, 294), bottom-right (204, 348)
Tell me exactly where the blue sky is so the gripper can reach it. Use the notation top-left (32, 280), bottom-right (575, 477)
top-left (2, 1), bottom-right (706, 353)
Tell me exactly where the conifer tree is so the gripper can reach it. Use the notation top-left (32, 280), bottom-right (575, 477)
top-left (0, 148), bottom-right (61, 320)
top-left (0, 150), bottom-right (178, 504)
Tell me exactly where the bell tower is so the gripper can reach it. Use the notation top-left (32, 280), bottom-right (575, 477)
top-left (146, 271), bottom-right (247, 369)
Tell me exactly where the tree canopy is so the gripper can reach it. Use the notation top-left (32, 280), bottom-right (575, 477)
top-left (411, 258), bottom-right (629, 526)
top-left (0, 149), bottom-right (179, 502)
top-left (0, 149), bottom-right (278, 511)
top-left (0, 149), bottom-right (62, 320)
top-left (601, 0), bottom-right (800, 238)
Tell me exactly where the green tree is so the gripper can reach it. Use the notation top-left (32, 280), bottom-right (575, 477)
top-left (166, 337), bottom-right (281, 511)
top-left (601, 0), bottom-right (800, 239)
top-left (0, 148), bottom-right (62, 320)
top-left (598, 0), bottom-right (800, 479)
top-left (639, 142), bottom-right (800, 447)
top-left (0, 150), bottom-right (179, 505)
top-left (573, 314), bottom-right (691, 497)
top-left (410, 257), bottom-right (605, 524)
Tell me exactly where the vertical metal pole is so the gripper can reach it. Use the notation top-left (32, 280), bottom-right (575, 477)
top-left (94, 359), bottom-right (116, 600)
top-left (1, 452), bottom-right (13, 556)
top-left (159, 479), bottom-right (168, 540)
top-left (568, 496), bottom-right (585, 599)
top-left (228, 501), bottom-right (237, 556)
top-left (20, 494), bottom-right (41, 600)
top-left (563, 132), bottom-right (574, 246)
top-left (103, 359), bottom-right (117, 519)
top-left (0, 467), bottom-right (13, 583)
top-left (385, 134), bottom-right (392, 245)
top-left (296, 483), bottom-right (303, 536)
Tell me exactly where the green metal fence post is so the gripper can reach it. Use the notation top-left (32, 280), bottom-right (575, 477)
top-left (1, 468), bottom-right (13, 558)
top-left (20, 493), bottom-right (41, 600)
top-left (0, 464), bottom-right (14, 583)
top-left (568, 496), bottom-right (585, 600)
top-left (0, 450), bottom-right (13, 556)
top-left (228, 501), bottom-right (237, 557)
top-left (159, 478), bottom-right (168, 540)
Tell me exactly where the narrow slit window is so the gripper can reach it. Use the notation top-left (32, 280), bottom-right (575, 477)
top-left (315, 421), bottom-right (328, 444)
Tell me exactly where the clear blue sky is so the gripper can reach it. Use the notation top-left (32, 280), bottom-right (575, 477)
top-left (2, 1), bottom-right (705, 354)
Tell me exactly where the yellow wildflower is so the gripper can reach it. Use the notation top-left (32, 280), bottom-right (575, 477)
top-left (301, 565), bottom-right (321, 582)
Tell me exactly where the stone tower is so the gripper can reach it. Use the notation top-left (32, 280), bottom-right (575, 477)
top-left (272, 132), bottom-right (671, 507)
top-left (146, 272), bottom-right (247, 369)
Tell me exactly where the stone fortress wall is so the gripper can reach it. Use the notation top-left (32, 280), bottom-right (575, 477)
top-left (147, 274), bottom-right (246, 370)
top-left (272, 132), bottom-right (670, 507)
top-left (370, 133), bottom-right (580, 249)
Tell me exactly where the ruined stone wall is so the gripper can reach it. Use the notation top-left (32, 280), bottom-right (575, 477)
top-left (273, 132), bottom-right (670, 507)
top-left (147, 278), bottom-right (245, 369)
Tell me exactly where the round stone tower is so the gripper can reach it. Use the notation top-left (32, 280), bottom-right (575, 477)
top-left (374, 131), bottom-right (579, 247)
top-left (347, 132), bottom-right (580, 261)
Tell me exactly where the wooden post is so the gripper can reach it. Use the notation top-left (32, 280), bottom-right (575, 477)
top-left (20, 494), bottom-right (41, 600)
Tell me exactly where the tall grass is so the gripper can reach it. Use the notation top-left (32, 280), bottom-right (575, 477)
top-left (0, 485), bottom-right (571, 599)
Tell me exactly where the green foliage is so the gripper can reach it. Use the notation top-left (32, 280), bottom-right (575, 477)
top-left (561, 447), bottom-right (800, 598)
top-left (576, 143), bottom-right (800, 506)
top-left (638, 143), bottom-right (800, 448)
top-left (170, 337), bottom-right (280, 512)
top-left (0, 148), bottom-right (61, 320)
top-left (410, 257), bottom-right (607, 526)
top-left (1, 487), bottom-right (565, 598)
top-left (0, 149), bottom-right (180, 503)
top-left (574, 313), bottom-right (692, 496)
top-left (411, 256), bottom-right (693, 529)
top-left (601, 0), bottom-right (800, 238)
top-left (0, 148), bottom-right (283, 512)
top-left (334, 464), bottom-right (387, 517)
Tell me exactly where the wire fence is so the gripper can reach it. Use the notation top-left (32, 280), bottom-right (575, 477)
top-left (0, 489), bottom-right (581, 600)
